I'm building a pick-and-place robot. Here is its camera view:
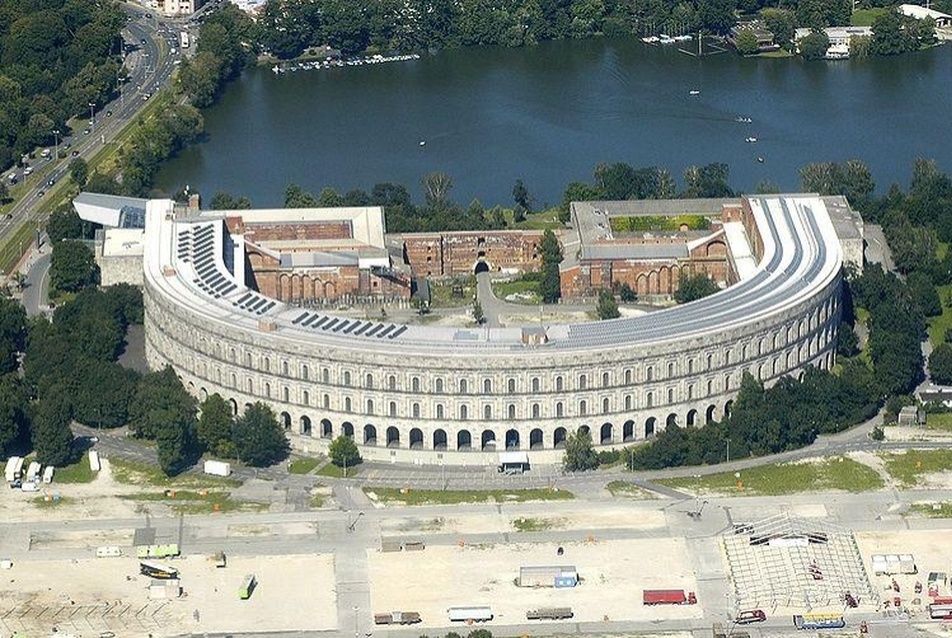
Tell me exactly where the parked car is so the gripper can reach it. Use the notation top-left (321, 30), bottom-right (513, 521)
top-left (735, 609), bottom-right (767, 625)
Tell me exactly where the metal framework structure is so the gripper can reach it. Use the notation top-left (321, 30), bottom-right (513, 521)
top-left (723, 512), bottom-right (877, 611)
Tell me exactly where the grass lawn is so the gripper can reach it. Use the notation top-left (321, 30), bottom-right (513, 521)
top-left (288, 457), bottom-right (321, 474)
top-left (656, 456), bottom-right (884, 495)
top-left (606, 480), bottom-right (655, 499)
top-left (512, 516), bottom-right (565, 532)
top-left (492, 278), bottom-right (541, 304)
top-left (514, 208), bottom-right (564, 230)
top-left (925, 412), bottom-right (952, 432)
top-left (429, 278), bottom-right (475, 308)
top-left (927, 284), bottom-right (952, 345)
top-left (119, 489), bottom-right (267, 514)
top-left (109, 458), bottom-right (241, 488)
top-left (909, 502), bottom-right (952, 518)
top-left (309, 493), bottom-right (324, 508)
top-left (881, 449), bottom-right (952, 487)
top-left (316, 462), bottom-right (361, 478)
top-left (364, 486), bottom-right (574, 506)
top-left (53, 454), bottom-right (95, 483)
top-left (852, 8), bottom-right (888, 26)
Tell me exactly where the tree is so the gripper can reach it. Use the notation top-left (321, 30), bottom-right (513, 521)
top-left (421, 172), bottom-right (453, 210)
top-left (329, 435), bottom-right (361, 470)
top-left (929, 343), bottom-right (952, 385)
top-left (46, 207), bottom-right (90, 242)
top-left (71, 360), bottom-right (139, 428)
top-left (618, 283), bottom-right (637, 303)
top-left (734, 29), bottom-right (760, 55)
top-left (69, 157), bottom-right (89, 186)
top-left (562, 428), bottom-right (598, 472)
top-left (198, 393), bottom-right (236, 458)
top-left (798, 30), bottom-right (830, 60)
top-left (512, 179), bottom-right (532, 212)
top-left (0, 374), bottom-right (30, 457)
top-left (539, 229), bottom-right (563, 303)
top-left (0, 297), bottom-right (27, 375)
top-left (32, 385), bottom-right (74, 466)
top-left (0, 181), bottom-right (10, 204)
top-left (50, 240), bottom-right (98, 293)
top-left (871, 10), bottom-right (915, 55)
top-left (233, 402), bottom-right (290, 467)
top-left (156, 407), bottom-right (198, 475)
top-left (596, 289), bottom-right (620, 319)
top-left (472, 299), bottom-right (485, 325)
top-left (130, 367), bottom-right (197, 440)
top-left (674, 273), bottom-right (720, 304)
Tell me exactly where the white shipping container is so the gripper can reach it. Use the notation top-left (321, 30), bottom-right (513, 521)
top-left (26, 461), bottom-right (41, 482)
top-left (5, 456), bottom-right (23, 482)
top-left (89, 450), bottom-right (101, 472)
top-left (203, 460), bottom-right (231, 477)
top-left (42, 466), bottom-right (55, 484)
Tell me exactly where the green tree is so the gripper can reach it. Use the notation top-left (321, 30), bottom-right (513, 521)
top-left (197, 393), bottom-right (236, 458)
top-left (233, 402), bottom-right (290, 467)
top-left (155, 406), bottom-right (198, 476)
top-left (0, 181), bottom-right (9, 204)
top-left (539, 228), bottom-right (563, 303)
top-left (798, 30), bottom-right (830, 60)
top-left (69, 157), bottom-right (89, 186)
top-left (129, 367), bottom-right (197, 440)
top-left (71, 360), bottom-right (139, 428)
top-left (0, 297), bottom-right (27, 374)
top-left (472, 299), bottom-right (485, 325)
top-left (31, 385), bottom-right (74, 466)
top-left (871, 10), bottom-right (915, 55)
top-left (618, 282), bottom-right (637, 303)
top-left (0, 374), bottom-right (30, 457)
top-left (328, 434), bottom-right (361, 470)
top-left (512, 179), bottom-right (532, 212)
top-left (734, 28), bottom-right (760, 55)
top-left (46, 206), bottom-right (90, 242)
top-left (674, 273), bottom-right (720, 303)
top-left (50, 240), bottom-right (98, 293)
top-left (562, 428), bottom-right (598, 472)
top-left (422, 172), bottom-right (454, 210)
top-left (929, 343), bottom-right (952, 385)
top-left (596, 289), bottom-right (620, 319)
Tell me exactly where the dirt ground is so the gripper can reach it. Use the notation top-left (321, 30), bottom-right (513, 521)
top-left (0, 553), bottom-right (337, 636)
top-left (366, 538), bottom-right (702, 628)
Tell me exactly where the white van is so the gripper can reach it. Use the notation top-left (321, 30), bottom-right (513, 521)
top-left (40, 149), bottom-right (52, 159)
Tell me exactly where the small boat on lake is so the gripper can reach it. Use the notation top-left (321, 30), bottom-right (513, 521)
top-left (745, 136), bottom-right (758, 143)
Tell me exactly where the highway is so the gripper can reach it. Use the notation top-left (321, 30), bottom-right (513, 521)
top-left (0, 8), bottom-right (178, 277)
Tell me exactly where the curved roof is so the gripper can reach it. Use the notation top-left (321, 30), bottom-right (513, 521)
top-left (142, 194), bottom-right (842, 357)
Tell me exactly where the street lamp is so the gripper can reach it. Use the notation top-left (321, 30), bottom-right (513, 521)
top-left (725, 438), bottom-right (731, 464)
top-left (52, 129), bottom-right (60, 159)
top-left (88, 102), bottom-right (96, 133)
top-left (353, 606), bottom-right (359, 638)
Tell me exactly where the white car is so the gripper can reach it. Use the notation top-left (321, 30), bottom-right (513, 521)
top-left (20, 482), bottom-right (39, 492)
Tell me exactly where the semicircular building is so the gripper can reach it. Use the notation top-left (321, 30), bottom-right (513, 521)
top-left (79, 192), bottom-right (861, 465)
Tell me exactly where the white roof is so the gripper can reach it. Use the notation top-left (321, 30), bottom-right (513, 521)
top-left (103, 228), bottom-right (146, 257)
top-left (498, 451), bottom-right (529, 464)
top-left (900, 4), bottom-right (951, 20)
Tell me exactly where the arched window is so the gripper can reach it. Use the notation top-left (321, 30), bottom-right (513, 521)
top-left (412, 377), bottom-right (420, 393)
top-left (625, 395), bottom-right (632, 410)
top-left (303, 390), bottom-right (309, 405)
top-left (667, 362), bottom-right (674, 377)
top-left (578, 375), bottom-right (587, 390)
top-left (246, 378), bottom-right (253, 393)
top-left (459, 379), bottom-right (468, 394)
top-left (579, 400), bottom-right (587, 416)
top-left (343, 371), bottom-right (352, 387)
top-left (646, 366), bottom-right (654, 381)
top-left (436, 404), bottom-right (444, 419)
top-left (556, 376), bottom-right (564, 392)
top-left (484, 404), bottom-right (492, 420)
top-left (532, 377), bottom-right (540, 393)
top-left (282, 361), bottom-right (288, 376)
top-left (302, 364), bottom-right (309, 380)
top-left (321, 367), bottom-right (328, 383)
top-left (483, 378), bottom-right (492, 394)
top-left (366, 399), bottom-right (375, 415)
top-left (625, 369), bottom-right (632, 384)
top-left (602, 397), bottom-right (610, 414)
top-left (459, 404), bottom-right (468, 420)
top-left (365, 373), bottom-right (374, 389)
top-left (556, 402), bottom-right (564, 417)
top-left (283, 387), bottom-right (290, 402)
top-left (436, 378), bottom-right (444, 393)
top-left (508, 378), bottom-right (516, 393)
top-left (687, 359), bottom-right (694, 374)
top-left (344, 397), bottom-right (352, 412)
top-left (388, 375), bottom-right (396, 390)
top-left (667, 388), bottom-right (674, 403)
top-left (265, 383), bottom-right (271, 398)
top-left (263, 357), bottom-right (270, 372)
top-left (532, 404), bottom-right (540, 418)
top-left (412, 403), bottom-right (421, 418)
top-left (602, 372), bottom-right (610, 387)
top-left (245, 352), bottom-right (252, 367)
top-left (322, 394), bottom-right (330, 409)
top-left (647, 392), bottom-right (654, 408)
top-left (389, 401), bottom-right (397, 417)
top-left (508, 404), bottom-right (516, 419)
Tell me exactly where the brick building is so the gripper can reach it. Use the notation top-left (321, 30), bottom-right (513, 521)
top-left (400, 230), bottom-right (545, 277)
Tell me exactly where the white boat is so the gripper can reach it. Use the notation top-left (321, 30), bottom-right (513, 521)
top-left (419, 141), bottom-right (426, 147)
top-left (641, 36), bottom-right (660, 44)
top-left (745, 137), bottom-right (758, 143)
top-left (735, 116), bottom-right (752, 123)
top-left (689, 90), bottom-right (700, 96)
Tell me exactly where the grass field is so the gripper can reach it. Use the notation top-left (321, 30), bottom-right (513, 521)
top-left (120, 489), bottom-right (267, 514)
top-left (53, 454), bottom-right (96, 483)
top-left (316, 462), bottom-right (361, 478)
top-left (33, 495), bottom-right (74, 508)
top-left (110, 458), bottom-right (241, 488)
top-left (364, 486), bottom-right (574, 506)
top-left (881, 449), bottom-right (952, 487)
top-left (288, 457), bottom-right (321, 474)
top-left (927, 284), bottom-right (952, 345)
top-left (924, 412), bottom-right (952, 432)
top-left (656, 456), bottom-right (884, 495)
top-left (606, 480), bottom-right (656, 499)
top-left (909, 502), bottom-right (952, 518)
top-left (852, 8), bottom-right (888, 26)
top-left (492, 278), bottom-right (541, 303)
top-left (512, 516), bottom-right (565, 532)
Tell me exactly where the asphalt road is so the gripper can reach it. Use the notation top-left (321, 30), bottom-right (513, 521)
top-left (0, 9), bottom-right (177, 276)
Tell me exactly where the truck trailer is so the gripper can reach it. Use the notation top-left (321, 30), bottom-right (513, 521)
top-left (447, 606), bottom-right (493, 622)
top-left (204, 460), bottom-right (232, 477)
top-left (374, 611), bottom-right (422, 625)
top-left (793, 614), bottom-right (845, 630)
top-left (643, 590), bottom-right (697, 605)
top-left (5, 456), bottom-right (24, 482)
top-left (526, 607), bottom-right (574, 620)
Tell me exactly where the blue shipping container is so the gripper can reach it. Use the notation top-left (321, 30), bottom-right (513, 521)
top-left (554, 576), bottom-right (577, 588)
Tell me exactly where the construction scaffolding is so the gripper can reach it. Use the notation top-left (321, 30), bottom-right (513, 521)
top-left (0, 601), bottom-right (172, 635)
top-left (723, 513), bottom-right (877, 612)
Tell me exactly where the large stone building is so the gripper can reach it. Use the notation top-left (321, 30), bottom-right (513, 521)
top-left (400, 230), bottom-right (544, 277)
top-left (110, 193), bottom-right (851, 465)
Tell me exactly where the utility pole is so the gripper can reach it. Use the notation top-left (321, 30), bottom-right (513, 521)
top-left (52, 129), bottom-right (60, 159)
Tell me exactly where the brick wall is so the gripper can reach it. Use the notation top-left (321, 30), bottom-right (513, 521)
top-left (402, 231), bottom-right (545, 277)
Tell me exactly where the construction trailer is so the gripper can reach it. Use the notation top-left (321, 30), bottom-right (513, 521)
top-left (5, 456), bottom-right (24, 482)
top-left (518, 565), bottom-right (578, 588)
top-left (871, 554), bottom-right (917, 575)
top-left (447, 606), bottom-right (493, 622)
top-left (373, 611), bottom-right (422, 625)
top-left (642, 590), bottom-right (697, 605)
top-left (526, 607), bottom-right (574, 620)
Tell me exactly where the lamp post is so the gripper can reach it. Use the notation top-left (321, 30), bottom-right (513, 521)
top-left (88, 102), bottom-right (96, 133)
top-left (726, 438), bottom-right (731, 464)
top-left (52, 129), bottom-right (60, 159)
top-left (353, 606), bottom-right (359, 638)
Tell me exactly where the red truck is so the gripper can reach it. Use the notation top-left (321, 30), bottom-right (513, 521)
top-left (643, 590), bottom-right (697, 605)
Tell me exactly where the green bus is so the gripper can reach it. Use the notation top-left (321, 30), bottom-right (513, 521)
top-left (238, 574), bottom-right (257, 600)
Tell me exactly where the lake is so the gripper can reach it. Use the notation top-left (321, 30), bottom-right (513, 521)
top-left (156, 38), bottom-right (952, 208)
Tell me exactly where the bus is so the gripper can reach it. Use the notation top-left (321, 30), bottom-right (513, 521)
top-left (180, 31), bottom-right (190, 49)
top-left (238, 574), bottom-right (257, 600)
top-left (139, 561), bottom-right (179, 580)
top-left (793, 614), bottom-right (845, 630)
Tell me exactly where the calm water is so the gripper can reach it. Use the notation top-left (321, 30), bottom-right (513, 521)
top-left (157, 39), bottom-right (952, 208)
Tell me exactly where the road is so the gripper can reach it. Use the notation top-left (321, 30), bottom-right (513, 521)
top-left (0, 8), bottom-right (178, 279)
